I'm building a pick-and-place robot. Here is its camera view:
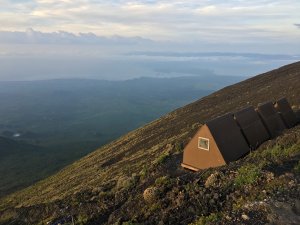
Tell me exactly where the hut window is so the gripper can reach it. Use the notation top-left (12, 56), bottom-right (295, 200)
top-left (198, 137), bottom-right (209, 151)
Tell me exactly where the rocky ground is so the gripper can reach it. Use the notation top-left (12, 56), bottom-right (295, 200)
top-left (105, 125), bottom-right (300, 225)
top-left (2, 125), bottom-right (299, 225)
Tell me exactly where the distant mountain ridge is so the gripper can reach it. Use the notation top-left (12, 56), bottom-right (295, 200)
top-left (0, 61), bottom-right (300, 224)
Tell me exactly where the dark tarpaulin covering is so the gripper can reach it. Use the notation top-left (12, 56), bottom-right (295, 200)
top-left (257, 101), bottom-right (286, 138)
top-left (234, 106), bottom-right (270, 149)
top-left (206, 113), bottom-right (249, 163)
top-left (275, 97), bottom-right (298, 128)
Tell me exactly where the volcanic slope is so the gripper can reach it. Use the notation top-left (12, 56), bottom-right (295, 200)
top-left (0, 61), bottom-right (300, 225)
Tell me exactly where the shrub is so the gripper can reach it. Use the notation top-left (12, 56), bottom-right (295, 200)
top-left (155, 176), bottom-right (173, 189)
top-left (155, 176), bottom-right (170, 186)
top-left (234, 164), bottom-right (261, 187)
top-left (174, 142), bottom-right (183, 153)
top-left (294, 160), bottom-right (300, 173)
top-left (154, 151), bottom-right (170, 165)
top-left (148, 202), bottom-right (161, 212)
top-left (77, 214), bottom-right (89, 225)
top-left (189, 213), bottom-right (221, 225)
top-left (122, 221), bottom-right (139, 225)
top-left (139, 165), bottom-right (148, 179)
top-left (254, 144), bottom-right (300, 163)
top-left (116, 175), bottom-right (136, 191)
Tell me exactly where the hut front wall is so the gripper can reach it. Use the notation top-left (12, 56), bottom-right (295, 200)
top-left (182, 125), bottom-right (226, 170)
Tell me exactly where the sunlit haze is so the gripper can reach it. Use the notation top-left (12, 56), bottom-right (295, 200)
top-left (0, 0), bottom-right (299, 80)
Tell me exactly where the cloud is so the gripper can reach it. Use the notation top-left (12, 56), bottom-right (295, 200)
top-left (295, 24), bottom-right (300, 28)
top-left (0, 28), bottom-right (153, 45)
top-left (1, 0), bottom-right (300, 42)
top-left (0, 0), bottom-right (299, 55)
top-left (0, 0), bottom-right (299, 82)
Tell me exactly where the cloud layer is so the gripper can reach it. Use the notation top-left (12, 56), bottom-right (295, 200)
top-left (1, 0), bottom-right (300, 43)
top-left (0, 1), bottom-right (299, 81)
top-left (0, 28), bottom-right (153, 45)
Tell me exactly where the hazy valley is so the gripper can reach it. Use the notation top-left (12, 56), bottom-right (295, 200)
top-left (0, 75), bottom-right (244, 197)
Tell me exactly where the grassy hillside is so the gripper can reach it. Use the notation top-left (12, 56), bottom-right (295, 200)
top-left (0, 62), bottom-right (299, 225)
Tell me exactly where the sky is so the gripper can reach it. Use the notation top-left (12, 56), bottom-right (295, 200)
top-left (0, 0), bottom-right (300, 80)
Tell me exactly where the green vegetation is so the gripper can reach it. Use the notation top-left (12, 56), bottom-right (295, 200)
top-left (174, 142), bottom-right (183, 153)
top-left (122, 221), bottom-right (140, 225)
top-left (116, 174), bottom-right (139, 191)
top-left (155, 176), bottom-right (170, 186)
top-left (190, 213), bottom-right (221, 225)
top-left (139, 165), bottom-right (149, 179)
top-left (251, 144), bottom-right (300, 163)
top-left (234, 164), bottom-right (261, 187)
top-left (148, 203), bottom-right (161, 213)
top-left (154, 176), bottom-right (174, 190)
top-left (77, 214), bottom-right (89, 225)
top-left (294, 160), bottom-right (300, 173)
top-left (154, 151), bottom-right (170, 165)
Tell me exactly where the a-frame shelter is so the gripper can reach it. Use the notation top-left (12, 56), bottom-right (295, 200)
top-left (181, 113), bottom-right (249, 171)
